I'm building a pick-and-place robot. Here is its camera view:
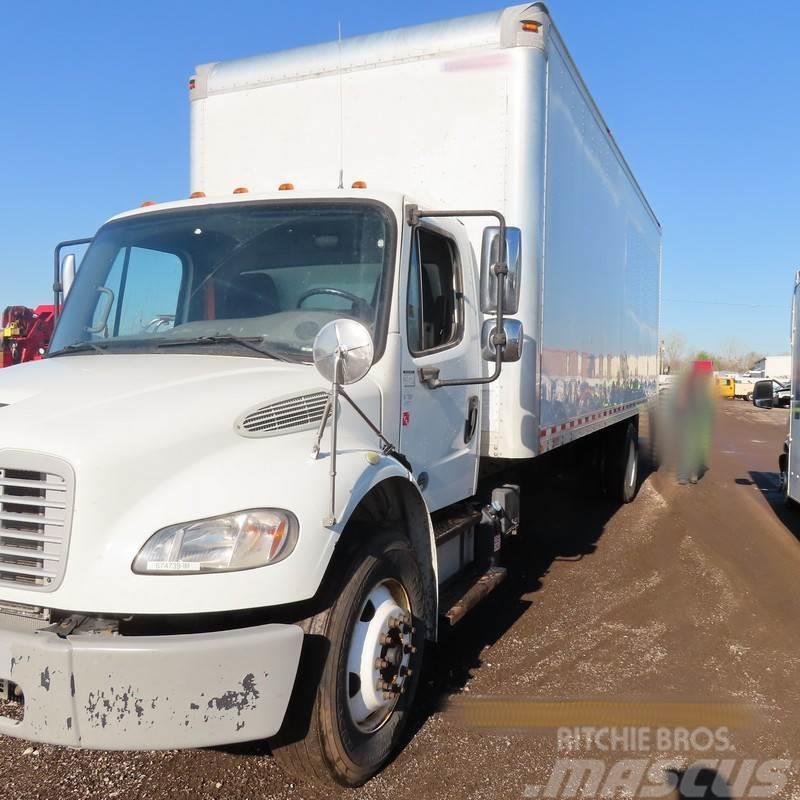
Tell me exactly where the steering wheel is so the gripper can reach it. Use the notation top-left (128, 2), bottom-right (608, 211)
top-left (297, 286), bottom-right (372, 318)
top-left (296, 287), bottom-right (367, 311)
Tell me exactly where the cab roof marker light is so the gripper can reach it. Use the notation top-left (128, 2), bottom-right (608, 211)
top-left (352, 180), bottom-right (367, 189)
top-left (278, 183), bottom-right (295, 191)
top-left (190, 191), bottom-right (206, 199)
top-left (140, 200), bottom-right (157, 207)
top-left (520, 20), bottom-right (541, 32)
top-left (233, 187), bottom-right (249, 194)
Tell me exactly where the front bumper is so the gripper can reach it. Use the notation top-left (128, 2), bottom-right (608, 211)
top-left (0, 621), bottom-right (303, 750)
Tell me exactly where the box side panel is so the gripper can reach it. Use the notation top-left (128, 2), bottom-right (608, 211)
top-left (538, 39), bottom-right (661, 451)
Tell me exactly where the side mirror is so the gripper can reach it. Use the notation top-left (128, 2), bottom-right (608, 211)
top-left (753, 379), bottom-right (774, 409)
top-left (61, 253), bottom-right (77, 299)
top-left (481, 318), bottom-right (523, 363)
top-left (312, 318), bottom-right (374, 385)
top-left (480, 226), bottom-right (521, 314)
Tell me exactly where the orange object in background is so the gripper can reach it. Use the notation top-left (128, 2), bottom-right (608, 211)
top-left (1, 305), bottom-right (56, 367)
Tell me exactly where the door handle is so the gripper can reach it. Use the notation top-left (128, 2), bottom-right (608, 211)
top-left (464, 395), bottom-right (479, 443)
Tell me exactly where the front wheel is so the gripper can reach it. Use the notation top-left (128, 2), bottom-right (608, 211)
top-left (270, 531), bottom-right (425, 787)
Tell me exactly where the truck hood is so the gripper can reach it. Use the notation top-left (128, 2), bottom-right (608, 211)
top-left (0, 353), bottom-right (337, 439)
top-left (0, 353), bottom-right (389, 614)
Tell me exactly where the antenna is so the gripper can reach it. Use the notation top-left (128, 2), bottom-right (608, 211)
top-left (337, 20), bottom-right (344, 189)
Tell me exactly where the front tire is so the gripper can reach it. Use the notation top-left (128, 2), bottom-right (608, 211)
top-left (270, 530), bottom-right (425, 787)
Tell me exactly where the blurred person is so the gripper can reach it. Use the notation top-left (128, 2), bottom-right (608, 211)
top-left (661, 363), bottom-right (714, 485)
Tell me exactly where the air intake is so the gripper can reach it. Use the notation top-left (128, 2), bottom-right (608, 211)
top-left (236, 392), bottom-right (330, 438)
top-left (0, 453), bottom-right (75, 593)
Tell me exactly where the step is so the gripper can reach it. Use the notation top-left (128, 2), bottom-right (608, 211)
top-left (432, 506), bottom-right (482, 546)
top-left (440, 566), bottom-right (508, 626)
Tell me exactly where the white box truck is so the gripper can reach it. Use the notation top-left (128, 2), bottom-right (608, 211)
top-left (0, 3), bottom-right (660, 786)
top-left (745, 355), bottom-right (791, 381)
top-left (754, 274), bottom-right (799, 499)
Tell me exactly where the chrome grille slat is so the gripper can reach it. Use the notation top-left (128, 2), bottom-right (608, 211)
top-left (0, 478), bottom-right (66, 492)
top-left (0, 563), bottom-right (57, 579)
top-left (0, 495), bottom-right (66, 510)
top-left (0, 459), bottom-right (73, 591)
top-left (0, 511), bottom-right (64, 527)
top-left (237, 392), bottom-right (330, 438)
top-left (0, 544), bottom-right (47, 559)
top-left (0, 529), bottom-right (63, 545)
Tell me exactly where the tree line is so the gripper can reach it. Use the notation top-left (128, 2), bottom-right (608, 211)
top-left (662, 332), bottom-right (767, 374)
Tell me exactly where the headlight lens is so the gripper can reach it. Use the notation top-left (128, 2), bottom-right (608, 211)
top-left (132, 509), bottom-right (298, 574)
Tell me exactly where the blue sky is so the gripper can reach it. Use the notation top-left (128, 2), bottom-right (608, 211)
top-left (1, 1), bottom-right (798, 356)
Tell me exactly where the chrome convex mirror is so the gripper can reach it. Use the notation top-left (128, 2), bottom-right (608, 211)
top-left (481, 319), bottom-right (523, 362)
top-left (312, 318), bottom-right (374, 385)
top-left (311, 319), bottom-right (400, 527)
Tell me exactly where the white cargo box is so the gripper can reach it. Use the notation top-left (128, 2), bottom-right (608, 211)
top-left (190, 3), bottom-right (661, 459)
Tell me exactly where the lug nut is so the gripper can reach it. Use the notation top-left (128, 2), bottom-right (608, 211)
top-left (379, 634), bottom-right (393, 646)
top-left (404, 644), bottom-right (417, 655)
top-left (388, 616), bottom-right (402, 629)
top-left (375, 658), bottom-right (388, 670)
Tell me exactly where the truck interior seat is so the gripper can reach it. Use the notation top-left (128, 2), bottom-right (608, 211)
top-left (220, 272), bottom-right (280, 319)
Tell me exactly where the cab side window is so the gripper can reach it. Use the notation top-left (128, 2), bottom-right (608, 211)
top-left (407, 229), bottom-right (462, 354)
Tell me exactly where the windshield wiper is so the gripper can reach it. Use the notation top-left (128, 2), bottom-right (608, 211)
top-left (48, 341), bottom-right (108, 357)
top-left (157, 334), bottom-right (293, 362)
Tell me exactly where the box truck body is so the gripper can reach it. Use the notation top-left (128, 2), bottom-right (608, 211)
top-left (191, 4), bottom-right (661, 459)
top-left (0, 3), bottom-right (660, 786)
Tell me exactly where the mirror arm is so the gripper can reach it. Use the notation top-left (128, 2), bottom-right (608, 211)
top-left (408, 205), bottom-right (508, 390)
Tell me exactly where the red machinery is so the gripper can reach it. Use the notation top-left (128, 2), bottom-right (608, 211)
top-left (1, 305), bottom-right (56, 367)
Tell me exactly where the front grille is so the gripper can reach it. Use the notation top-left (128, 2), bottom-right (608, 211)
top-left (237, 392), bottom-right (330, 438)
top-left (0, 454), bottom-right (74, 592)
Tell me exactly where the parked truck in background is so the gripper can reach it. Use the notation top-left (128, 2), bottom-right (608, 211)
top-left (754, 273), bottom-right (800, 503)
top-left (746, 354), bottom-right (791, 381)
top-left (0, 305), bottom-right (56, 367)
top-left (0, 4), bottom-right (660, 786)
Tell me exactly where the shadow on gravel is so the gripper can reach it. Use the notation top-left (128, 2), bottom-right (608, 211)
top-left (667, 766), bottom-right (733, 799)
top-left (748, 468), bottom-right (800, 544)
top-left (403, 435), bottom-right (657, 747)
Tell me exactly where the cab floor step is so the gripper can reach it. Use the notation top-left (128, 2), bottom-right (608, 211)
top-left (432, 506), bottom-right (482, 546)
top-left (440, 566), bottom-right (507, 626)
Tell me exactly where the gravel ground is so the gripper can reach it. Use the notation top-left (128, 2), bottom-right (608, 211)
top-left (1, 400), bottom-right (798, 799)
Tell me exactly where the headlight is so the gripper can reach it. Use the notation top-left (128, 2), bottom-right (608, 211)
top-left (132, 509), bottom-right (298, 575)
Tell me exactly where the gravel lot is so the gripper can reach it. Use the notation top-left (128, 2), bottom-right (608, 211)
top-left (2, 400), bottom-right (799, 799)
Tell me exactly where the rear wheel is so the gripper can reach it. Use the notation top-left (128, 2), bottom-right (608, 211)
top-left (270, 530), bottom-right (425, 787)
top-left (604, 420), bottom-right (639, 503)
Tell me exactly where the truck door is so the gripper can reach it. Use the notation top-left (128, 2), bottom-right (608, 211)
top-left (788, 279), bottom-right (800, 501)
top-left (398, 223), bottom-right (481, 512)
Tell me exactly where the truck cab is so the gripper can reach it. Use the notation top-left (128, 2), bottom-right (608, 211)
top-left (0, 187), bottom-right (523, 780)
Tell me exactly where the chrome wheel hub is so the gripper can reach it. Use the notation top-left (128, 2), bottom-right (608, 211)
top-left (346, 579), bottom-right (415, 733)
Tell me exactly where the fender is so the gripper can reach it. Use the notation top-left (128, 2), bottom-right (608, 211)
top-left (327, 450), bottom-right (439, 638)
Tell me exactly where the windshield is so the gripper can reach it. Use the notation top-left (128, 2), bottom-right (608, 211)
top-left (50, 200), bottom-right (395, 362)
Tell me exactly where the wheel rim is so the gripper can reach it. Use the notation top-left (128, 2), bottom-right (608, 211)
top-left (345, 578), bottom-right (414, 734)
top-left (626, 439), bottom-right (637, 490)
